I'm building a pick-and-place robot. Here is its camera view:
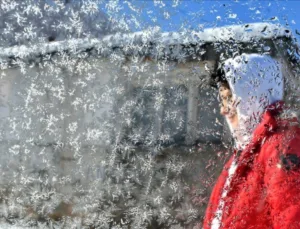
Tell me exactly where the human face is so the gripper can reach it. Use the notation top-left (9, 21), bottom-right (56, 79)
top-left (218, 83), bottom-right (239, 130)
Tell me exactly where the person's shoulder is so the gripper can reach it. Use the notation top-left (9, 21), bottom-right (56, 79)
top-left (270, 115), bottom-right (300, 172)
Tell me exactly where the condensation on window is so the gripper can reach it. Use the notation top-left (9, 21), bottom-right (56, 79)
top-left (0, 1), bottom-right (299, 228)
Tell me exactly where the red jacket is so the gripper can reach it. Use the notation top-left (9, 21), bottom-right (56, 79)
top-left (203, 102), bottom-right (300, 229)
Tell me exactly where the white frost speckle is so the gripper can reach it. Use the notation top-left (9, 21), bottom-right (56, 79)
top-left (228, 13), bottom-right (237, 19)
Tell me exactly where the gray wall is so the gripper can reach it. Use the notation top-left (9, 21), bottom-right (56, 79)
top-left (0, 57), bottom-right (225, 228)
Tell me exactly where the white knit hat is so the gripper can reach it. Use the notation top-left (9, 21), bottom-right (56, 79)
top-left (222, 53), bottom-right (284, 149)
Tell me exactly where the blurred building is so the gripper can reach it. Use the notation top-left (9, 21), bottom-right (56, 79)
top-left (0, 22), bottom-right (298, 227)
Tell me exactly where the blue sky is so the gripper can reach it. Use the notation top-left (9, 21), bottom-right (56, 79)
top-left (103, 0), bottom-right (300, 41)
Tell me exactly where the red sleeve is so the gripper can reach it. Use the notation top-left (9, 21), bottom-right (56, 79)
top-left (264, 127), bottom-right (300, 229)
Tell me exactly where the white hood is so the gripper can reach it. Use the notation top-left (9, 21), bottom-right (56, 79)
top-left (222, 54), bottom-right (284, 149)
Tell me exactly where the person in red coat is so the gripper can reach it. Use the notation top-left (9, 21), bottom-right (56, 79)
top-left (203, 54), bottom-right (300, 229)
